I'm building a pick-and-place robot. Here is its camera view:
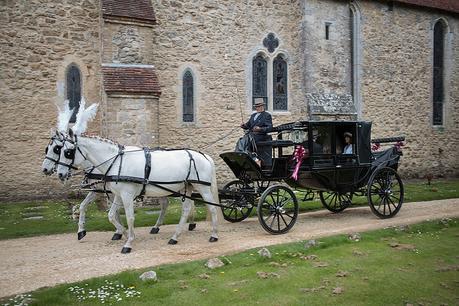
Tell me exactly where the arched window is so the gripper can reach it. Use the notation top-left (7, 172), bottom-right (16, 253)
top-left (252, 54), bottom-right (267, 109)
top-left (182, 70), bottom-right (194, 122)
top-left (66, 65), bottom-right (81, 123)
top-left (433, 20), bottom-right (446, 126)
top-left (273, 55), bottom-right (287, 111)
top-left (349, 2), bottom-right (362, 118)
top-left (349, 7), bottom-right (355, 97)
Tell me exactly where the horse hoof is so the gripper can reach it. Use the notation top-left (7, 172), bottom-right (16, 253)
top-left (168, 239), bottom-right (178, 245)
top-left (209, 237), bottom-right (218, 243)
top-left (150, 227), bottom-right (160, 234)
top-left (111, 233), bottom-right (123, 240)
top-left (121, 247), bottom-right (131, 254)
top-left (77, 230), bottom-right (86, 240)
top-left (188, 223), bottom-right (197, 231)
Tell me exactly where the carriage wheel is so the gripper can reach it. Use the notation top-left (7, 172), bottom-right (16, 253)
top-left (367, 167), bottom-right (404, 219)
top-left (220, 180), bottom-right (254, 223)
top-left (319, 191), bottom-right (353, 213)
top-left (257, 185), bottom-right (298, 235)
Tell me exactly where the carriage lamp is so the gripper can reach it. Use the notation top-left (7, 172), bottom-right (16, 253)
top-left (291, 121), bottom-right (307, 144)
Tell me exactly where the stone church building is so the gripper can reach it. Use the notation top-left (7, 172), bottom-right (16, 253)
top-left (0, 0), bottom-right (458, 200)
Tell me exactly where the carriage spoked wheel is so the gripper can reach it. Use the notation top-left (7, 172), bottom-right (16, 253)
top-left (220, 180), bottom-right (255, 223)
top-left (319, 191), bottom-right (353, 213)
top-left (257, 185), bottom-right (299, 234)
top-left (367, 167), bottom-right (404, 219)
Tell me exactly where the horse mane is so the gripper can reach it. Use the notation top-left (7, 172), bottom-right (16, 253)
top-left (81, 133), bottom-right (121, 147)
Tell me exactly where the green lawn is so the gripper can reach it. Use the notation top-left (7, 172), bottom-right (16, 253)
top-left (3, 218), bottom-right (458, 306)
top-left (0, 179), bottom-right (457, 240)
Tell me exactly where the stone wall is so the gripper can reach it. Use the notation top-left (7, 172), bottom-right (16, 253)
top-left (149, 0), bottom-right (304, 183)
top-left (104, 95), bottom-right (159, 146)
top-left (0, 0), bottom-right (102, 201)
top-left (302, 0), bottom-right (355, 116)
top-left (101, 22), bottom-right (154, 64)
top-left (0, 0), bottom-right (457, 201)
top-left (100, 20), bottom-right (160, 148)
top-left (358, 0), bottom-right (459, 177)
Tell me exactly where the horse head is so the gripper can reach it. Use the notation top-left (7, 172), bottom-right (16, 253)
top-left (42, 130), bottom-right (65, 175)
top-left (56, 128), bottom-right (78, 181)
top-left (56, 100), bottom-right (99, 181)
top-left (42, 99), bottom-right (74, 175)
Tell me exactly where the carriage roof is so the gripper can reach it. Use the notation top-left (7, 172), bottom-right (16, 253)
top-left (271, 120), bottom-right (372, 133)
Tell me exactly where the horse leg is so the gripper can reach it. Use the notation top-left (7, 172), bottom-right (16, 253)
top-left (120, 193), bottom-right (135, 254)
top-left (150, 197), bottom-right (169, 234)
top-left (188, 201), bottom-right (197, 231)
top-left (193, 185), bottom-right (219, 242)
top-left (108, 195), bottom-right (125, 241)
top-left (77, 192), bottom-right (97, 240)
top-left (169, 188), bottom-right (193, 245)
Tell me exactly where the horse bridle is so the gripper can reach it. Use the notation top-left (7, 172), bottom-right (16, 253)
top-left (58, 134), bottom-right (87, 172)
top-left (45, 134), bottom-right (80, 172)
top-left (44, 136), bottom-right (64, 173)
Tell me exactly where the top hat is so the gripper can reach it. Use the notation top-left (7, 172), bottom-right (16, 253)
top-left (254, 98), bottom-right (265, 107)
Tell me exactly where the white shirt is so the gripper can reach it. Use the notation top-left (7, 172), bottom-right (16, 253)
top-left (343, 144), bottom-right (353, 154)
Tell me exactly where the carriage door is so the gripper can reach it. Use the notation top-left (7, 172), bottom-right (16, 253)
top-left (310, 124), bottom-right (336, 188)
top-left (334, 124), bottom-right (359, 188)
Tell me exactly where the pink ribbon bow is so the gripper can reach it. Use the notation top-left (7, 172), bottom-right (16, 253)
top-left (291, 145), bottom-right (306, 181)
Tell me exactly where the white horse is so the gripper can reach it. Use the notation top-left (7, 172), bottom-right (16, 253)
top-left (56, 130), bottom-right (220, 253)
top-left (42, 131), bottom-right (181, 240)
top-left (42, 101), bottom-right (190, 241)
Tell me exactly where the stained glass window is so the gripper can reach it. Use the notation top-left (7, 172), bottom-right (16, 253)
top-left (183, 71), bottom-right (194, 122)
top-left (433, 20), bottom-right (445, 126)
top-left (252, 54), bottom-right (267, 109)
top-left (273, 55), bottom-right (287, 111)
top-left (66, 65), bottom-right (81, 123)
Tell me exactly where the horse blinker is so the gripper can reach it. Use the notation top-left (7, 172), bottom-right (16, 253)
top-left (64, 149), bottom-right (75, 160)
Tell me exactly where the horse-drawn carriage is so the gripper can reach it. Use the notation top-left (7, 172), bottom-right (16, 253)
top-left (218, 120), bottom-right (405, 234)
top-left (43, 101), bottom-right (405, 253)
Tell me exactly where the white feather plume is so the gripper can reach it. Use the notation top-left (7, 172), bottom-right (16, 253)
top-left (56, 99), bottom-right (74, 132)
top-left (72, 97), bottom-right (99, 135)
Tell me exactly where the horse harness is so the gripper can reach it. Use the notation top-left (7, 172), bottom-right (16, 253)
top-left (80, 145), bottom-right (212, 202)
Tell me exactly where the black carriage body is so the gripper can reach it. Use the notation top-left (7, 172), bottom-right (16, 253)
top-left (285, 121), bottom-right (373, 193)
top-left (219, 120), bottom-right (404, 232)
top-left (221, 120), bottom-right (401, 193)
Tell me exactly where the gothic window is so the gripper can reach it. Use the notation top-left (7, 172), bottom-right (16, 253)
top-left (182, 70), bottom-right (194, 122)
top-left (273, 55), bottom-right (288, 111)
top-left (349, 2), bottom-right (362, 117)
top-left (66, 65), bottom-right (81, 123)
top-left (252, 54), bottom-right (267, 109)
top-left (433, 20), bottom-right (445, 126)
top-left (349, 7), bottom-right (355, 97)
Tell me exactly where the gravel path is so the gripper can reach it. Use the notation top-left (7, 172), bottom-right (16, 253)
top-left (1, 198), bottom-right (458, 298)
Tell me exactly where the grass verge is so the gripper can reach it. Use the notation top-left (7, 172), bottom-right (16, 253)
top-left (0, 179), bottom-right (457, 240)
top-left (2, 218), bottom-right (458, 306)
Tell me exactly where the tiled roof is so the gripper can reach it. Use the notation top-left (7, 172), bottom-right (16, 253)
top-left (393, 0), bottom-right (459, 14)
top-left (101, 0), bottom-right (157, 25)
top-left (102, 64), bottom-right (161, 96)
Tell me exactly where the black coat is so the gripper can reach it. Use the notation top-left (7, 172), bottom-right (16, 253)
top-left (241, 111), bottom-right (273, 142)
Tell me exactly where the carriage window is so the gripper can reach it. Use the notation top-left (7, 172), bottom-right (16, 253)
top-left (312, 126), bottom-right (332, 154)
top-left (182, 70), bottom-right (194, 122)
top-left (252, 54), bottom-right (267, 109)
top-left (273, 55), bottom-right (288, 111)
top-left (336, 127), bottom-right (356, 155)
top-left (66, 65), bottom-right (81, 123)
